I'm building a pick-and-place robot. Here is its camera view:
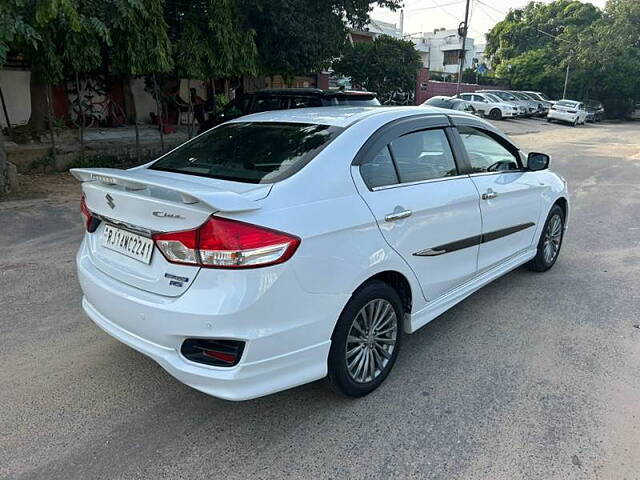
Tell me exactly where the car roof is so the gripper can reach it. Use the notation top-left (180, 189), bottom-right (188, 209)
top-left (228, 106), bottom-right (477, 128)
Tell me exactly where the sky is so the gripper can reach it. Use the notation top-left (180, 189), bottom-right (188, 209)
top-left (371, 0), bottom-right (607, 44)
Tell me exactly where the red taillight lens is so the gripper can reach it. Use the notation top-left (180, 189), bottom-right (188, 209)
top-left (152, 216), bottom-right (300, 268)
top-left (80, 195), bottom-right (100, 233)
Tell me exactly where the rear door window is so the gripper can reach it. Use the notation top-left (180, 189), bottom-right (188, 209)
top-left (359, 146), bottom-right (399, 189)
top-left (389, 129), bottom-right (457, 183)
top-left (151, 122), bottom-right (343, 183)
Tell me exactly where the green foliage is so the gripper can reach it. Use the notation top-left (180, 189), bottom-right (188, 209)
top-left (1, 0), bottom-right (110, 82)
top-left (332, 35), bottom-right (421, 97)
top-left (486, 0), bottom-right (640, 117)
top-left (106, 0), bottom-right (173, 75)
top-left (242, 0), bottom-right (401, 76)
top-left (168, 0), bottom-right (256, 80)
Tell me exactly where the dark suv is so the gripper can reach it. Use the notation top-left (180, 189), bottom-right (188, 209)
top-left (198, 88), bottom-right (380, 133)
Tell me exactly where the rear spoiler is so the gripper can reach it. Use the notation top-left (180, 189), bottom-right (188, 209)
top-left (70, 168), bottom-right (262, 213)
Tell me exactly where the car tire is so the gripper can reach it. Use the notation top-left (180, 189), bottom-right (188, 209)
top-left (572, 118), bottom-right (578, 127)
top-left (547, 117), bottom-right (552, 123)
top-left (489, 109), bottom-right (502, 120)
top-left (327, 280), bottom-right (403, 398)
top-left (527, 204), bottom-right (565, 272)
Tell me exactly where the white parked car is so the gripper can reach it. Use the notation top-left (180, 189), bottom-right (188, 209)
top-left (73, 106), bottom-right (569, 401)
top-left (458, 92), bottom-right (519, 120)
top-left (547, 100), bottom-right (588, 126)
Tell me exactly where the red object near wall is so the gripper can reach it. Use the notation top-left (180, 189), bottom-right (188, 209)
top-left (52, 85), bottom-right (70, 120)
top-left (415, 68), bottom-right (430, 105)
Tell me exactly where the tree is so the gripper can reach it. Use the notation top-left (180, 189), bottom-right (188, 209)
top-left (486, 0), bottom-right (601, 99)
top-left (332, 35), bottom-right (421, 98)
top-left (2, 1), bottom-right (110, 134)
top-left (573, 0), bottom-right (640, 116)
top-left (486, 0), bottom-right (640, 117)
top-left (0, 1), bottom-right (40, 192)
top-left (241, 0), bottom-right (401, 78)
top-left (168, 0), bottom-right (256, 81)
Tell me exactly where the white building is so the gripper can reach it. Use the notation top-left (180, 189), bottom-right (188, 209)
top-left (410, 28), bottom-right (476, 75)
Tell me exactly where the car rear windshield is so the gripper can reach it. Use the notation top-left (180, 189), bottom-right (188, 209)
top-left (150, 122), bottom-right (343, 184)
top-left (425, 98), bottom-right (454, 108)
top-left (557, 101), bottom-right (577, 107)
top-left (330, 96), bottom-right (380, 106)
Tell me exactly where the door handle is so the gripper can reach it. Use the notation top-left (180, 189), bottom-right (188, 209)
top-left (385, 209), bottom-right (412, 222)
top-left (481, 190), bottom-right (498, 200)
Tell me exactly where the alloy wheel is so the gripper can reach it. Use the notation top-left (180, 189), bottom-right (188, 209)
top-left (345, 298), bottom-right (398, 384)
top-left (543, 214), bottom-right (563, 264)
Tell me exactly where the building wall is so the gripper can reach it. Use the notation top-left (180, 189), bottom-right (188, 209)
top-left (0, 70), bottom-right (31, 127)
top-left (411, 29), bottom-right (475, 74)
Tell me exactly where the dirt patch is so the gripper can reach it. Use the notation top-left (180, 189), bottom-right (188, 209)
top-left (0, 171), bottom-right (80, 203)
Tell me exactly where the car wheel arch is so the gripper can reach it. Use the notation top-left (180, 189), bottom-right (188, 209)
top-left (344, 270), bottom-right (415, 334)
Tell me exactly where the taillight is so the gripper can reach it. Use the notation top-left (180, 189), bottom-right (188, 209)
top-left (551, 106), bottom-right (557, 110)
top-left (152, 216), bottom-right (300, 268)
top-left (80, 195), bottom-right (100, 233)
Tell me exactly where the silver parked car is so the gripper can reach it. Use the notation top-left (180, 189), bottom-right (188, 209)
top-left (477, 90), bottom-right (529, 117)
top-left (515, 91), bottom-right (549, 116)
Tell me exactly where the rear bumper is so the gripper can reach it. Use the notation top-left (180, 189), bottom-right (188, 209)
top-left (548, 110), bottom-right (578, 123)
top-left (77, 240), bottom-right (348, 401)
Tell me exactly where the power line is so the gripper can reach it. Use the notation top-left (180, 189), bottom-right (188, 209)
top-left (474, 0), bottom-right (504, 16)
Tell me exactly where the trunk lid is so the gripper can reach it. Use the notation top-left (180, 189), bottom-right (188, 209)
top-left (72, 167), bottom-right (270, 297)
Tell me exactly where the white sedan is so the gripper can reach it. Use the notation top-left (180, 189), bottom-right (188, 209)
top-left (458, 92), bottom-right (520, 120)
top-left (547, 100), bottom-right (589, 126)
top-left (73, 106), bottom-right (569, 400)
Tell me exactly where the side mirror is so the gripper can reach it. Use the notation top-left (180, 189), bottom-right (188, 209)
top-left (527, 152), bottom-right (550, 171)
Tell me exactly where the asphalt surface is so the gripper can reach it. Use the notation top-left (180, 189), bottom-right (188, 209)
top-left (1, 120), bottom-right (639, 479)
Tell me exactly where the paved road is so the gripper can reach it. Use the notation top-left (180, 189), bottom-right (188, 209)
top-left (1, 121), bottom-right (639, 479)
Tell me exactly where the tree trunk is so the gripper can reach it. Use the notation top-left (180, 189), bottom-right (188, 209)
top-left (187, 78), bottom-right (194, 139)
top-left (121, 76), bottom-right (137, 124)
top-left (27, 74), bottom-right (49, 135)
top-left (46, 84), bottom-right (57, 166)
top-left (0, 128), bottom-right (7, 194)
top-left (0, 86), bottom-right (13, 140)
top-left (122, 76), bottom-right (141, 163)
top-left (75, 73), bottom-right (85, 157)
top-left (152, 74), bottom-right (164, 153)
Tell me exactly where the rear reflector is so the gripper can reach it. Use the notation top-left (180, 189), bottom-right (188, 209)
top-left (80, 195), bottom-right (101, 233)
top-left (153, 216), bottom-right (300, 269)
top-left (181, 339), bottom-right (245, 367)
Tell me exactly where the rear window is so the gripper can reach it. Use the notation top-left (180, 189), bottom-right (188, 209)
top-left (425, 98), bottom-right (454, 109)
top-left (557, 101), bottom-right (577, 107)
top-left (331, 96), bottom-right (380, 106)
top-left (151, 122), bottom-right (343, 184)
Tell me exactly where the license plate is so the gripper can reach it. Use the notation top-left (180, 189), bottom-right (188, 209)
top-left (102, 224), bottom-right (154, 264)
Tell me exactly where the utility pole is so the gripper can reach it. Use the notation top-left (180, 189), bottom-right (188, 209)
top-left (537, 29), bottom-right (572, 99)
top-left (562, 53), bottom-right (572, 99)
top-left (399, 9), bottom-right (404, 36)
top-left (456, 0), bottom-right (472, 94)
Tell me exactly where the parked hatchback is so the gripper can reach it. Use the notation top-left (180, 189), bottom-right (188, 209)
top-left (73, 106), bottom-right (569, 401)
top-left (198, 88), bottom-right (380, 133)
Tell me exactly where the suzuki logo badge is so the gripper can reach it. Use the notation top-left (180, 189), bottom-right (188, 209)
top-left (105, 194), bottom-right (115, 209)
